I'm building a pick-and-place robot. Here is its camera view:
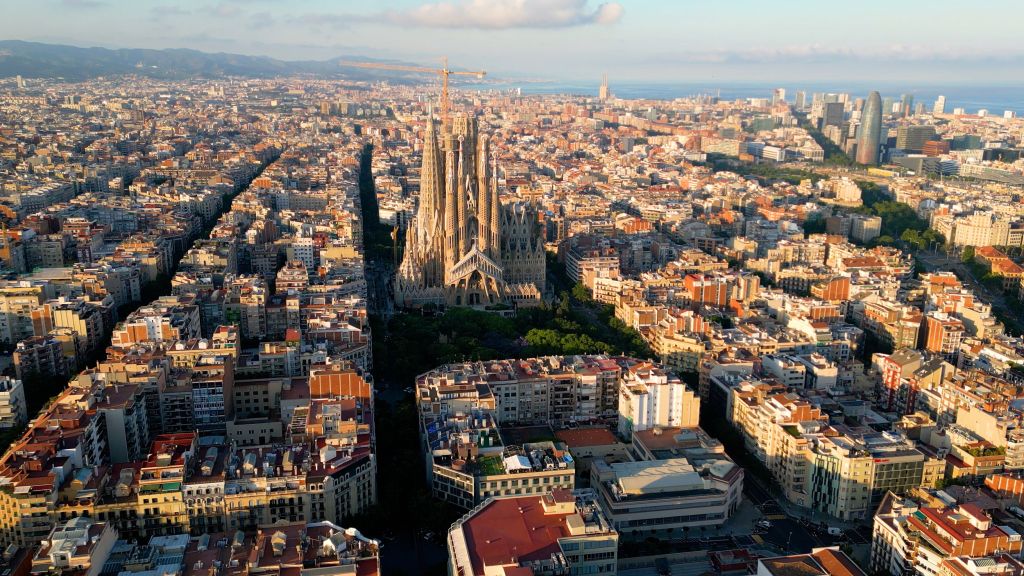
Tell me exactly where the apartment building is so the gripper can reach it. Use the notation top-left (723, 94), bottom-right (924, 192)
top-left (757, 548), bottom-right (866, 576)
top-left (617, 362), bottom-right (699, 438)
top-left (50, 297), bottom-right (106, 356)
top-left (872, 491), bottom-right (1023, 576)
top-left (13, 334), bottom-right (69, 380)
top-left (447, 489), bottom-right (618, 576)
top-left (0, 377), bottom-right (27, 430)
top-left (416, 355), bottom-right (627, 426)
top-left (729, 383), bottom-right (936, 518)
top-left (30, 517), bottom-right (117, 576)
top-left (422, 409), bottom-right (574, 509)
top-left (922, 312), bottom-right (966, 361)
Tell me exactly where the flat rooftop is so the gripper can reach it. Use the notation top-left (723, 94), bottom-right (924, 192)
top-left (554, 428), bottom-right (619, 448)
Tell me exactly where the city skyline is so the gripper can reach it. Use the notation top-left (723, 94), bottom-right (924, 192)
top-left (4, 3), bottom-right (1024, 576)
top-left (6, 0), bottom-right (1024, 83)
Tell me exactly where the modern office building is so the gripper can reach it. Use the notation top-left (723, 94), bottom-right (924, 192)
top-left (855, 91), bottom-right (883, 165)
top-left (896, 125), bottom-right (938, 152)
top-left (822, 101), bottom-right (845, 128)
top-left (592, 453), bottom-right (742, 535)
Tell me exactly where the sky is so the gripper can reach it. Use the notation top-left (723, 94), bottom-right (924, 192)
top-left (6, 0), bottom-right (1024, 84)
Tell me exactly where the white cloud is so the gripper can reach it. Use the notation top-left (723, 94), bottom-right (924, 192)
top-left (384, 0), bottom-right (623, 29)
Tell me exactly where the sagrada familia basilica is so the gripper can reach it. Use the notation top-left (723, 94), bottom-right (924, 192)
top-left (395, 114), bottom-right (545, 309)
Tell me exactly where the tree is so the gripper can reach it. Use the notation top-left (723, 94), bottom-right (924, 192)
top-left (961, 246), bottom-right (975, 263)
top-left (571, 283), bottom-right (592, 304)
top-left (802, 217), bottom-right (827, 236)
top-left (901, 229), bottom-right (924, 251)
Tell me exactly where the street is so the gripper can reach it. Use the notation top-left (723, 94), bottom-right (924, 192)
top-left (743, 473), bottom-right (827, 554)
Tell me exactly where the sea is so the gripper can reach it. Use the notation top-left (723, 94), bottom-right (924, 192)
top-left (465, 80), bottom-right (1024, 116)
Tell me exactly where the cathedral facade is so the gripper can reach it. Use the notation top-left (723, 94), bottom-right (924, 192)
top-left (395, 115), bottom-right (545, 310)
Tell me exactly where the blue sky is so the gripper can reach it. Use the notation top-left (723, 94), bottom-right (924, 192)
top-left (6, 0), bottom-right (1024, 83)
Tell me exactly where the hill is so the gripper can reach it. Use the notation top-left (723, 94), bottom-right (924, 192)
top-left (0, 40), bottom-right (418, 81)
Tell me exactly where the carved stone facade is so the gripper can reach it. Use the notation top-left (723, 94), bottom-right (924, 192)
top-left (395, 115), bottom-right (544, 309)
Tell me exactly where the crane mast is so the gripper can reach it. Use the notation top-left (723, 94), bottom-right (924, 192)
top-left (339, 57), bottom-right (486, 121)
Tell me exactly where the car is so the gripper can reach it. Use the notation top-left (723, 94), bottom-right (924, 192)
top-left (827, 527), bottom-right (844, 536)
top-left (756, 520), bottom-right (772, 529)
top-left (422, 531), bottom-right (435, 541)
top-left (403, 387), bottom-right (414, 394)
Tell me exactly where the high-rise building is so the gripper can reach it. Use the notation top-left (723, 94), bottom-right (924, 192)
top-left (822, 101), bottom-right (845, 128)
top-left (794, 90), bottom-right (806, 111)
top-left (850, 214), bottom-right (882, 243)
top-left (771, 87), bottom-right (786, 105)
top-left (933, 94), bottom-right (946, 115)
top-left (855, 91), bottom-right (883, 165)
top-left (896, 125), bottom-right (937, 152)
top-left (396, 114), bottom-right (545, 308)
top-left (900, 93), bottom-right (914, 117)
top-left (599, 73), bottom-right (609, 100)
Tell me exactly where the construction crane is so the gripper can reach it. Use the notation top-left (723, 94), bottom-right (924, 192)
top-left (339, 57), bottom-right (485, 120)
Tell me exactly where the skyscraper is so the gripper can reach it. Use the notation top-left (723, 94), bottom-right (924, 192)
top-left (599, 73), bottom-right (609, 100)
top-left (822, 102), bottom-right (845, 128)
top-left (856, 91), bottom-right (883, 165)
top-left (901, 93), bottom-right (914, 117)
top-left (771, 88), bottom-right (786, 106)
top-left (933, 95), bottom-right (946, 115)
top-left (896, 125), bottom-right (937, 152)
top-left (794, 91), bottom-right (806, 111)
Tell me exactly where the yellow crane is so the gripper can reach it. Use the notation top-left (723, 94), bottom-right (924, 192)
top-left (339, 57), bottom-right (485, 120)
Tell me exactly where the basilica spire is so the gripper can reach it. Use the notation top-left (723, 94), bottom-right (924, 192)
top-left (396, 113), bottom-right (542, 309)
top-left (489, 153), bottom-right (501, 261)
top-left (443, 147), bottom-right (457, 281)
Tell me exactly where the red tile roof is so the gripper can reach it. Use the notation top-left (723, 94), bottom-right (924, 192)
top-left (461, 496), bottom-right (574, 574)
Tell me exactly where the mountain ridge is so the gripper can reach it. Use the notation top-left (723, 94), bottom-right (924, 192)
top-left (0, 40), bottom-right (422, 81)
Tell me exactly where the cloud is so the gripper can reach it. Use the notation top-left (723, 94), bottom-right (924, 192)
top-left (151, 5), bottom-right (192, 17)
top-left (290, 12), bottom-right (355, 30)
top-left (208, 1), bottom-right (242, 18)
top-left (248, 11), bottom-right (276, 30)
top-left (61, 0), bottom-right (105, 8)
top-left (382, 0), bottom-right (623, 29)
